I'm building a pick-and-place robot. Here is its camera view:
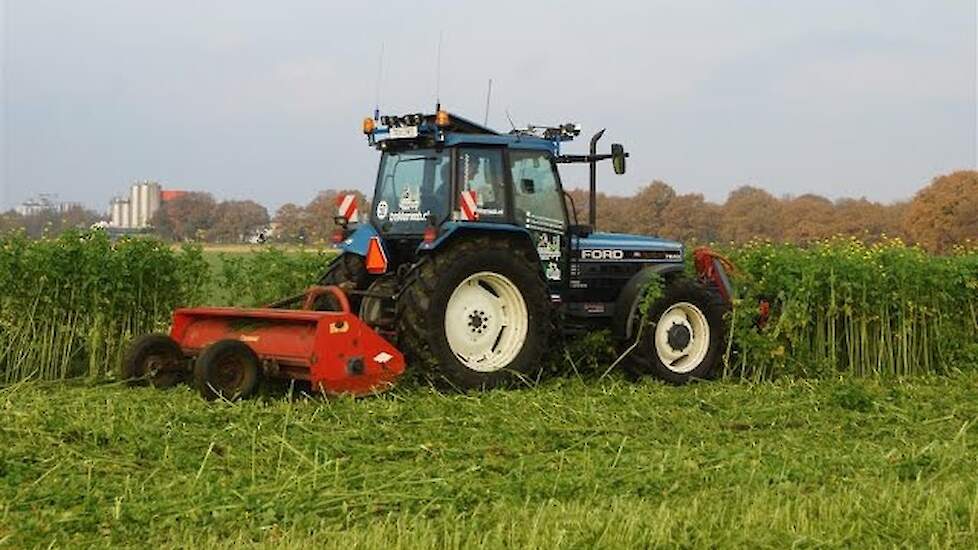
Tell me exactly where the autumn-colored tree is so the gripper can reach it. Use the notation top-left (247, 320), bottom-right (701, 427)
top-left (623, 181), bottom-right (676, 236)
top-left (780, 194), bottom-right (836, 243)
top-left (151, 192), bottom-right (217, 241)
top-left (832, 198), bottom-right (907, 243)
top-left (564, 188), bottom-right (635, 233)
top-left (719, 186), bottom-right (784, 243)
top-left (903, 171), bottom-right (978, 252)
top-left (268, 190), bottom-right (369, 244)
top-left (658, 193), bottom-right (721, 243)
top-left (272, 202), bottom-right (311, 243)
top-left (303, 189), bottom-right (370, 244)
top-left (208, 200), bottom-right (269, 243)
top-left (303, 191), bottom-right (342, 244)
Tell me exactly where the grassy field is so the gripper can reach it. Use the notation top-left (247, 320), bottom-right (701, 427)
top-left (1, 237), bottom-right (975, 547)
top-left (2, 374), bottom-right (977, 548)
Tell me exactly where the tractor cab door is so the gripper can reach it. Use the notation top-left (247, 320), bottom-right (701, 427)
top-left (508, 149), bottom-right (569, 288)
top-left (455, 148), bottom-right (509, 221)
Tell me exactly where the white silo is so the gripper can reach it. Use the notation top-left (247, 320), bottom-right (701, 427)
top-left (140, 182), bottom-right (151, 227)
top-left (146, 182), bottom-right (161, 224)
top-left (120, 199), bottom-right (132, 228)
top-left (130, 183), bottom-right (141, 227)
top-left (110, 198), bottom-right (123, 227)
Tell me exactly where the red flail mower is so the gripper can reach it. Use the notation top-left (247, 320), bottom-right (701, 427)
top-left (122, 286), bottom-right (405, 400)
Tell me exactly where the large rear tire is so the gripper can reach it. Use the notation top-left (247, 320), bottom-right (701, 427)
top-left (397, 237), bottom-right (550, 390)
top-left (626, 278), bottom-right (728, 384)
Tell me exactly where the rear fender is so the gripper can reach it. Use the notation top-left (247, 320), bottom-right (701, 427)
top-left (336, 224), bottom-right (382, 258)
top-left (611, 264), bottom-right (686, 342)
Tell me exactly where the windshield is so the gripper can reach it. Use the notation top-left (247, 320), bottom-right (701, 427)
top-left (372, 149), bottom-right (451, 233)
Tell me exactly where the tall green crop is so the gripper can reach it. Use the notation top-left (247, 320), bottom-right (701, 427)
top-left (724, 238), bottom-right (978, 380)
top-left (0, 230), bottom-right (210, 383)
top-left (215, 247), bottom-right (336, 306)
top-left (1, 231), bottom-right (974, 385)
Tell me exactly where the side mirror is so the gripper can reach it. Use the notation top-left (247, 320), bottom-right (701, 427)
top-left (520, 178), bottom-right (536, 194)
top-left (568, 224), bottom-right (593, 237)
top-left (611, 143), bottom-right (627, 175)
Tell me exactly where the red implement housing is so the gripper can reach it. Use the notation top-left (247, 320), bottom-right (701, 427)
top-left (693, 246), bottom-right (736, 303)
top-left (693, 246), bottom-right (771, 327)
top-left (169, 286), bottom-right (404, 396)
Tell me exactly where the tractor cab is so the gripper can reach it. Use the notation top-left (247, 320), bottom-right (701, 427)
top-left (363, 112), bottom-right (566, 234)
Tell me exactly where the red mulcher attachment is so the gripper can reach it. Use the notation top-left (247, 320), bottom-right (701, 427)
top-left (692, 246), bottom-right (736, 303)
top-left (161, 285), bottom-right (404, 399)
top-left (693, 246), bottom-right (770, 328)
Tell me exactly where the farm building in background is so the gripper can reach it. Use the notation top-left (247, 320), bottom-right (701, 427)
top-left (108, 181), bottom-right (187, 229)
top-left (15, 194), bottom-right (82, 216)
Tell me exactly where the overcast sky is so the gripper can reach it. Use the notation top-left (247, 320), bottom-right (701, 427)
top-left (1, 1), bottom-right (975, 212)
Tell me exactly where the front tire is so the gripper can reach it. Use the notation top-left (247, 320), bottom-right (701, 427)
top-left (397, 237), bottom-right (550, 390)
top-left (627, 278), bottom-right (727, 384)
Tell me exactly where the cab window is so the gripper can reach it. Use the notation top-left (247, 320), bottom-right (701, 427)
top-left (457, 148), bottom-right (507, 218)
top-left (373, 149), bottom-right (451, 233)
top-left (510, 150), bottom-right (566, 228)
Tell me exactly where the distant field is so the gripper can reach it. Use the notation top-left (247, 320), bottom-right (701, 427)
top-left (1, 375), bottom-right (976, 547)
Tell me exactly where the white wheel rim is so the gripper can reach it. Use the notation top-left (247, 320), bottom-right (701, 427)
top-left (444, 271), bottom-right (528, 373)
top-left (653, 302), bottom-right (710, 374)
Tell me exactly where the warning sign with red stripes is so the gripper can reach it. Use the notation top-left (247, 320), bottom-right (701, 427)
top-left (336, 194), bottom-right (359, 223)
top-left (459, 190), bottom-right (479, 221)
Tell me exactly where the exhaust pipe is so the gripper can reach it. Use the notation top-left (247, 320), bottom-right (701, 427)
top-left (589, 129), bottom-right (605, 229)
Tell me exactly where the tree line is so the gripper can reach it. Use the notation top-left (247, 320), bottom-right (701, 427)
top-left (568, 170), bottom-right (975, 252)
top-left (1, 171), bottom-right (974, 252)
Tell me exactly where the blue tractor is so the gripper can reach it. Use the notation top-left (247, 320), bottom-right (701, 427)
top-left (325, 110), bottom-right (729, 390)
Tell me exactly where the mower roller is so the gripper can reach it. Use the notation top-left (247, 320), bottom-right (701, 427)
top-left (125, 108), bottom-right (742, 400)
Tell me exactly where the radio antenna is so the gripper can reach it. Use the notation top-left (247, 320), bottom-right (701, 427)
top-left (483, 78), bottom-right (493, 126)
top-left (373, 43), bottom-right (384, 120)
top-left (505, 108), bottom-right (517, 132)
top-left (435, 31), bottom-right (443, 112)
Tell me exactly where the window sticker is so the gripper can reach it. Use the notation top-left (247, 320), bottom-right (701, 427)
top-left (399, 186), bottom-right (420, 211)
top-left (536, 232), bottom-right (561, 260)
top-left (376, 200), bottom-right (389, 220)
top-left (526, 211), bottom-right (564, 232)
top-left (476, 207), bottom-right (504, 216)
top-left (389, 210), bottom-right (431, 222)
top-left (546, 262), bottom-right (562, 281)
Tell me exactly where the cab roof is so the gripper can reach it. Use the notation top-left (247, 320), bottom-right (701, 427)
top-left (371, 112), bottom-right (558, 153)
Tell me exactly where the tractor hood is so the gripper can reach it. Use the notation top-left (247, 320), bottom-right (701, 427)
top-left (573, 232), bottom-right (684, 262)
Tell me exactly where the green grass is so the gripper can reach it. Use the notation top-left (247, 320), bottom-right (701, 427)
top-left (2, 375), bottom-right (977, 548)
